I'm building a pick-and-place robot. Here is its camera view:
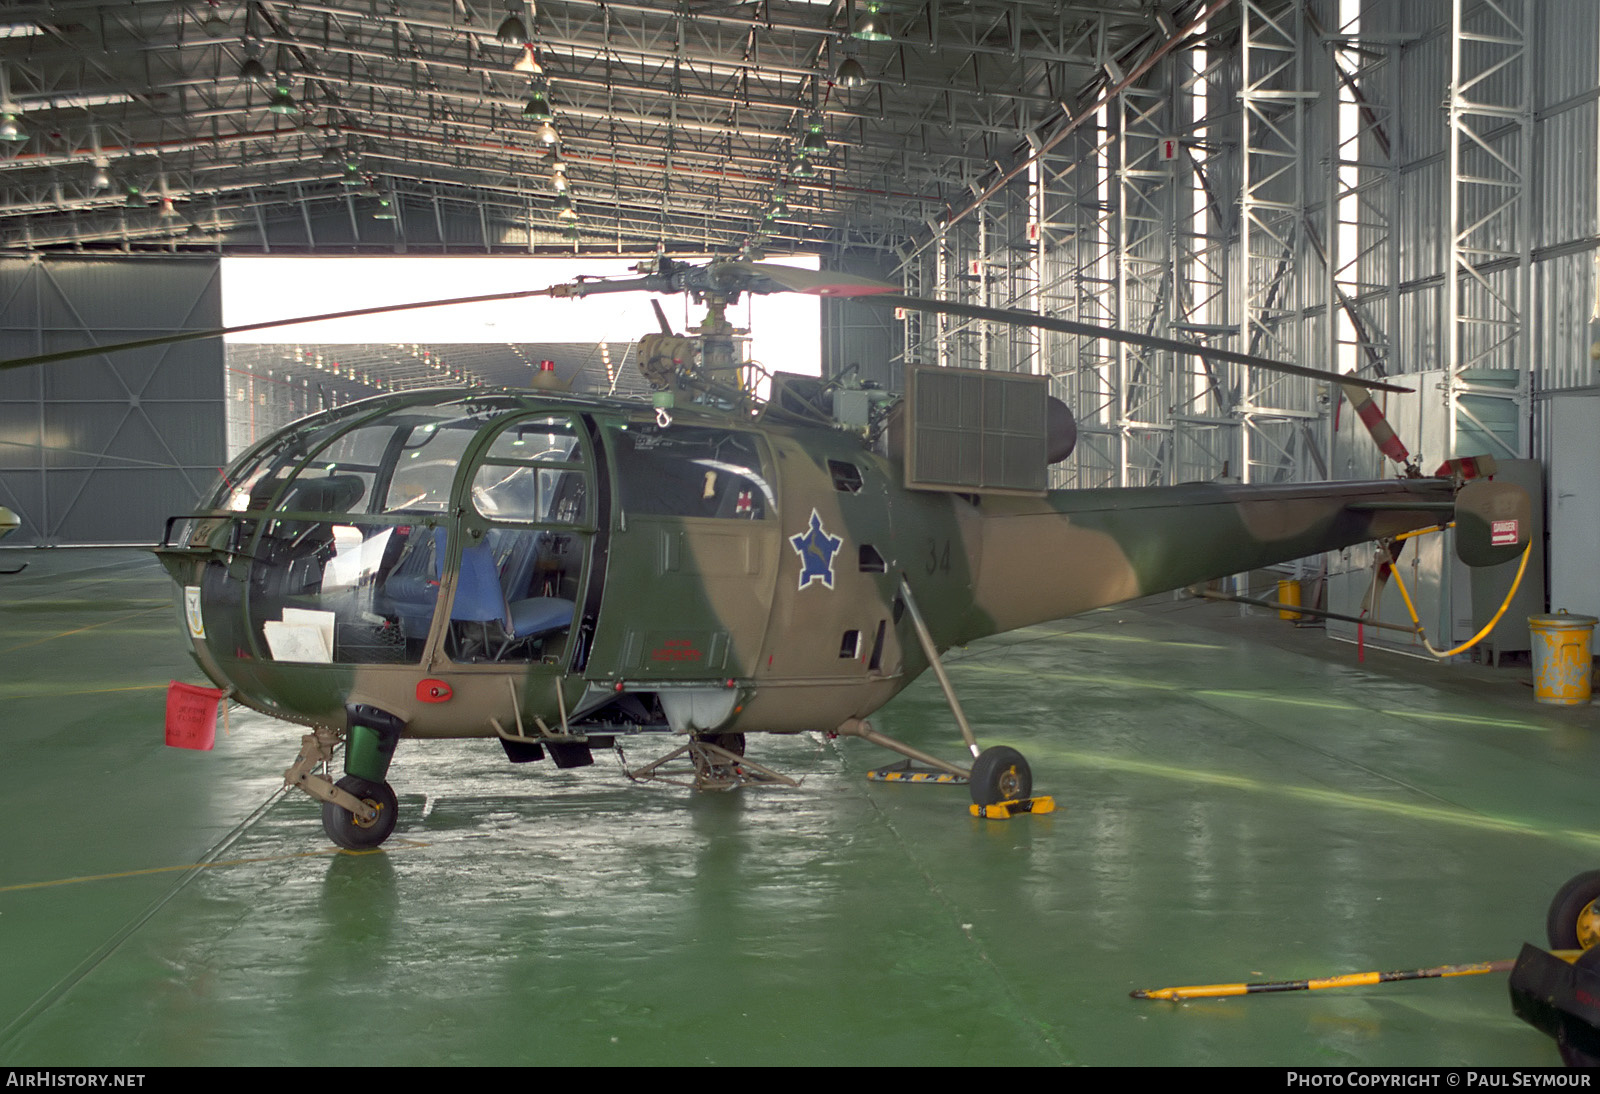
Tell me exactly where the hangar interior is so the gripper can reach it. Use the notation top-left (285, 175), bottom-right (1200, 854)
top-left (2, 0), bottom-right (1600, 1067)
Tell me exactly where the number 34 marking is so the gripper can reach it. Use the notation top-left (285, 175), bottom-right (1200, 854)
top-left (925, 538), bottom-right (951, 575)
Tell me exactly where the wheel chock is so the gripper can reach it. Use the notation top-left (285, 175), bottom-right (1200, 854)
top-left (867, 759), bottom-right (967, 785)
top-left (969, 795), bottom-right (1056, 820)
top-left (1509, 943), bottom-right (1600, 1064)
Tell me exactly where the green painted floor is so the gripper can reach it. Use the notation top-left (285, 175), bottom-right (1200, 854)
top-left (1, 548), bottom-right (1594, 1066)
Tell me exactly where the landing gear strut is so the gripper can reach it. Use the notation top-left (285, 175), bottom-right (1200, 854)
top-left (624, 732), bottom-right (800, 791)
top-left (850, 579), bottom-right (1049, 818)
top-left (283, 706), bottom-right (408, 850)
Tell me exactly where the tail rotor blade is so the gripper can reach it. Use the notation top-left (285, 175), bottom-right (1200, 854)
top-left (1339, 381), bottom-right (1412, 464)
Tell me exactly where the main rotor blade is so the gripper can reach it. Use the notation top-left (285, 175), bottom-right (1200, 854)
top-left (0, 260), bottom-right (1411, 397)
top-left (867, 294), bottom-right (1414, 394)
top-left (0, 285), bottom-right (566, 373)
top-left (727, 262), bottom-right (901, 297)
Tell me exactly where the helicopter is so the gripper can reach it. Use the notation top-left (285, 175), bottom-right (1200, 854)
top-left (0, 257), bottom-right (1533, 850)
top-left (0, 506), bottom-right (25, 572)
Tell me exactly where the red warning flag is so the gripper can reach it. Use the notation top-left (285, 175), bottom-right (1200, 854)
top-left (165, 681), bottom-right (228, 750)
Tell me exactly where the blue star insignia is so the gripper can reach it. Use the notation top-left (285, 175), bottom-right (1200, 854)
top-left (789, 508), bottom-right (843, 590)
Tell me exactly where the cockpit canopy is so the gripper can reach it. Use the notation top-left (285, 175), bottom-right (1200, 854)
top-left (217, 393), bottom-right (588, 527)
top-left (202, 392), bottom-right (599, 671)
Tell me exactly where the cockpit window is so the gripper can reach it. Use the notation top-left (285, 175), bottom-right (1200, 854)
top-left (270, 422), bottom-right (394, 514)
top-left (609, 424), bottom-right (773, 519)
top-left (212, 398), bottom-right (521, 516)
top-left (382, 414), bottom-right (481, 513)
top-left (469, 414), bottom-right (589, 526)
top-left (214, 408), bottom-right (371, 513)
top-left (481, 415), bottom-right (582, 463)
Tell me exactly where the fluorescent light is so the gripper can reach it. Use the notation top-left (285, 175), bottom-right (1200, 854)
top-left (20, 92), bottom-right (138, 111)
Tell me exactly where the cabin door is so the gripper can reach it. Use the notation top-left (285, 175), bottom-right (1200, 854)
top-left (585, 421), bottom-right (779, 684)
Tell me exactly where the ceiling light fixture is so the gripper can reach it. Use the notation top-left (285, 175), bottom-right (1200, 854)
top-left (852, 1), bottom-right (892, 42)
top-left (200, 1), bottom-right (229, 37)
top-left (496, 3), bottom-right (529, 46)
top-left (154, 174), bottom-right (178, 218)
top-left (835, 55), bottom-right (867, 89)
top-left (514, 45), bottom-right (543, 76)
top-left (521, 85), bottom-right (553, 122)
top-left (0, 63), bottom-right (25, 144)
top-left (800, 118), bottom-right (827, 155)
top-left (239, 41), bottom-right (269, 83)
top-left (267, 80), bottom-right (299, 115)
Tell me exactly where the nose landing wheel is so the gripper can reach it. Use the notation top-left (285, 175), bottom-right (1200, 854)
top-left (322, 775), bottom-right (399, 850)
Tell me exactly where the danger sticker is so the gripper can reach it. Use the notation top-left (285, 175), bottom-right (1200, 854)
top-left (1490, 519), bottom-right (1519, 546)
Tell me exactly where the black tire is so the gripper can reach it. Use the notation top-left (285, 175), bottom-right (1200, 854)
top-left (696, 732), bottom-right (746, 757)
top-left (970, 746), bottom-right (1031, 807)
top-left (1547, 870), bottom-right (1600, 951)
top-left (322, 775), bottom-right (399, 850)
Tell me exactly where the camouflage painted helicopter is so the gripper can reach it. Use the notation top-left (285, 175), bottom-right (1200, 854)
top-left (0, 258), bottom-right (1531, 849)
top-left (0, 505), bottom-right (23, 572)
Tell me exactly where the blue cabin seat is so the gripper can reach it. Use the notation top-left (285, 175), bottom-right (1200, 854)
top-left (441, 529), bottom-right (575, 659)
top-left (377, 528), bottom-right (441, 640)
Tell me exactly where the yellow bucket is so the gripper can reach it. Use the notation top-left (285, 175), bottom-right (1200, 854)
top-left (1277, 579), bottom-right (1302, 621)
top-left (1529, 613), bottom-right (1597, 705)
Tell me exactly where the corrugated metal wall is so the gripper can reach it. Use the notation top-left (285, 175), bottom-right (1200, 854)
top-left (968, 0), bottom-right (1600, 492)
top-left (0, 257), bottom-right (226, 546)
top-left (1367, 0), bottom-right (1598, 390)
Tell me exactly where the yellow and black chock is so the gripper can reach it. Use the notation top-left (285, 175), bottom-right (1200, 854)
top-left (867, 760), bottom-right (966, 785)
top-left (969, 796), bottom-right (1056, 820)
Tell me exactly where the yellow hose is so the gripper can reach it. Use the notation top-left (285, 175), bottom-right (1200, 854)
top-left (1387, 540), bottom-right (1532, 659)
top-left (1393, 521), bottom-right (1452, 542)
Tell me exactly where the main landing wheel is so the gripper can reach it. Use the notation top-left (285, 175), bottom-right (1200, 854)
top-left (969, 746), bottom-right (1031, 807)
top-left (1547, 870), bottom-right (1600, 951)
top-left (691, 733), bottom-right (746, 782)
top-left (322, 775), bottom-right (399, 851)
top-left (697, 732), bottom-right (745, 756)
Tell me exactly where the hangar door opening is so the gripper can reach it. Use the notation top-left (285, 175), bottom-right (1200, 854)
top-left (219, 256), bottom-right (822, 459)
top-left (0, 255), bottom-right (823, 548)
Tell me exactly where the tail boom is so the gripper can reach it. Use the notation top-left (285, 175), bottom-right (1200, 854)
top-left (968, 479), bottom-right (1454, 638)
